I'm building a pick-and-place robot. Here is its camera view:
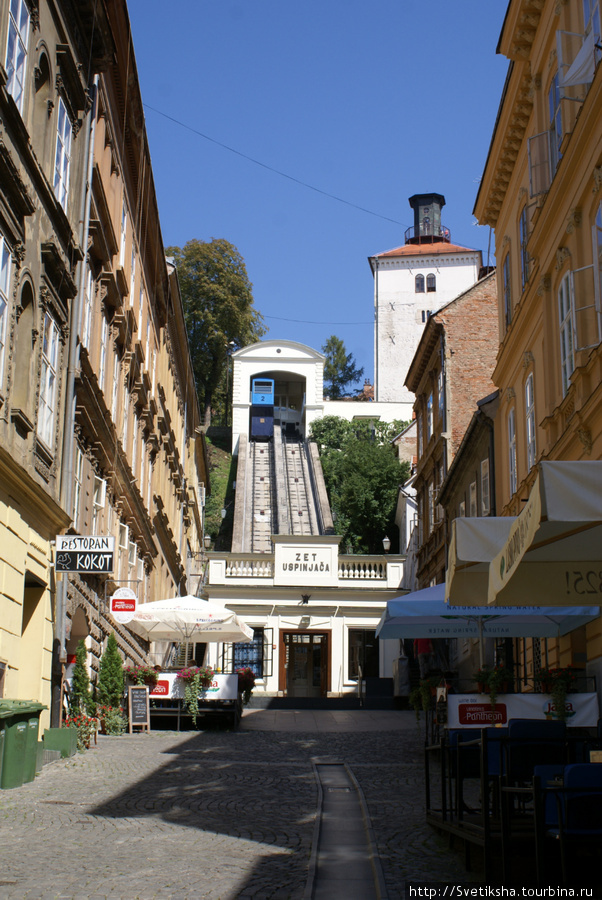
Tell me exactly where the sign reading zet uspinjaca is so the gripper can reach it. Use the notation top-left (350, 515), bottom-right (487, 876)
top-left (55, 535), bottom-right (115, 573)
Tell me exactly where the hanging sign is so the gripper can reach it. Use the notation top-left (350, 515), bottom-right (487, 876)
top-left (55, 535), bottom-right (115, 573)
top-left (110, 587), bottom-right (137, 624)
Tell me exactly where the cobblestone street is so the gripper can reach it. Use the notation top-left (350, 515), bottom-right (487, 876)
top-left (0, 710), bottom-right (478, 899)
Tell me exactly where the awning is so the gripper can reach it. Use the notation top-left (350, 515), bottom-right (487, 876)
top-left (488, 461), bottom-right (602, 606)
top-left (376, 582), bottom-right (598, 666)
top-left (376, 583), bottom-right (598, 640)
top-left (446, 517), bottom-right (515, 606)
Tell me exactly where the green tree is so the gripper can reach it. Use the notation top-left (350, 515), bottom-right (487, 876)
top-left (309, 416), bottom-right (410, 552)
top-left (322, 335), bottom-right (364, 399)
top-left (70, 639), bottom-right (92, 714)
top-left (97, 633), bottom-right (125, 708)
top-left (167, 238), bottom-right (266, 425)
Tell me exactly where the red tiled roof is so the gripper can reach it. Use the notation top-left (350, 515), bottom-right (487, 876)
top-left (374, 241), bottom-right (477, 258)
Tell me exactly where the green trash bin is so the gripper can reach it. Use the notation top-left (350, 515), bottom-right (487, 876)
top-left (0, 700), bottom-right (47, 789)
top-left (0, 705), bottom-right (14, 786)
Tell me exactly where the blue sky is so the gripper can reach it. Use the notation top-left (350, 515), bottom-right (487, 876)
top-left (127, 1), bottom-right (509, 384)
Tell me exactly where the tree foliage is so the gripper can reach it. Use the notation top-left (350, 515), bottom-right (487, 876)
top-left (309, 416), bottom-right (411, 553)
top-left (167, 238), bottom-right (266, 424)
top-left (322, 335), bottom-right (364, 399)
top-left (97, 633), bottom-right (125, 708)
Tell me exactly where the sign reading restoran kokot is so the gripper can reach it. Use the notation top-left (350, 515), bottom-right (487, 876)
top-left (55, 535), bottom-right (115, 573)
top-left (274, 542), bottom-right (338, 586)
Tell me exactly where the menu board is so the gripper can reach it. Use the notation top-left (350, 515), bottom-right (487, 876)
top-left (128, 686), bottom-right (150, 732)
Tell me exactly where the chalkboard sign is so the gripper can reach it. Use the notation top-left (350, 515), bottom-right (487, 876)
top-left (128, 686), bottom-right (150, 733)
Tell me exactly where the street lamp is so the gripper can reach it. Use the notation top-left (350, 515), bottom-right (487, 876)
top-left (382, 536), bottom-right (391, 553)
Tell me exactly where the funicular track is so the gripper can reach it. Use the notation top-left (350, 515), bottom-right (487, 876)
top-left (282, 438), bottom-right (319, 536)
top-left (248, 441), bottom-right (276, 553)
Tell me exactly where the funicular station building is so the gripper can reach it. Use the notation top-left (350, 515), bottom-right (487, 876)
top-left (203, 340), bottom-right (408, 701)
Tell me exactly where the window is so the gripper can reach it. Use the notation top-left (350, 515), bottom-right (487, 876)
top-left (426, 393), bottom-right (433, 442)
top-left (38, 312), bottom-right (59, 446)
top-left (119, 200), bottom-right (127, 267)
top-left (122, 382), bottom-right (129, 450)
top-left (583, 0), bottom-right (601, 39)
top-left (145, 318), bottom-right (151, 366)
top-left (437, 371), bottom-right (444, 422)
top-left (92, 475), bottom-right (106, 532)
top-left (53, 98), bottom-right (72, 211)
top-left (5, 0), bottom-right (29, 114)
top-left (428, 481), bottom-right (434, 529)
top-left (558, 274), bottom-right (575, 396)
top-left (426, 273), bottom-right (436, 292)
top-left (503, 253), bottom-right (512, 328)
top-left (421, 309), bottom-right (432, 322)
top-left (73, 444), bottom-right (84, 530)
top-left (138, 287), bottom-right (144, 337)
top-left (118, 521), bottom-right (128, 551)
top-left (519, 206), bottom-right (529, 289)
top-left (416, 412), bottom-right (422, 457)
top-left (128, 539), bottom-right (136, 568)
top-left (525, 374), bottom-right (536, 469)
top-left (233, 627), bottom-right (265, 678)
top-left (348, 629), bottom-right (378, 680)
top-left (549, 73), bottom-right (563, 171)
top-left (415, 274), bottom-right (425, 293)
top-left (469, 480), bottom-right (477, 517)
top-left (480, 459), bottom-right (490, 516)
top-left (99, 315), bottom-right (107, 389)
top-left (459, 500), bottom-right (466, 518)
top-left (0, 236), bottom-right (11, 385)
top-left (508, 408), bottom-right (517, 496)
top-left (129, 247), bottom-right (136, 305)
top-left (131, 420), bottom-right (138, 476)
top-left (81, 266), bottom-right (93, 349)
top-left (111, 353), bottom-right (119, 422)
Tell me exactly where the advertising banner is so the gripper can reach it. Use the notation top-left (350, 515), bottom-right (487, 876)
top-left (447, 692), bottom-right (599, 728)
top-left (110, 587), bottom-right (137, 624)
top-left (149, 673), bottom-right (238, 701)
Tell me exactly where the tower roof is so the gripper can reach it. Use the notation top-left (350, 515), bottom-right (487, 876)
top-left (372, 240), bottom-right (479, 260)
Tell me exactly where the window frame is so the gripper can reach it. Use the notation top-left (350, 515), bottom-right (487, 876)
top-left (415, 274), bottom-right (425, 293)
top-left (503, 252), bottom-right (512, 328)
top-left (480, 459), bottom-right (490, 516)
top-left (426, 393), bottom-right (433, 442)
top-left (508, 408), bottom-right (517, 497)
top-left (469, 480), bottom-right (477, 517)
top-left (548, 72), bottom-right (563, 171)
top-left (519, 206), bottom-right (529, 290)
top-left (53, 97), bottom-right (72, 211)
top-left (426, 273), bottom-right (436, 293)
top-left (5, 0), bottom-right (30, 114)
top-left (558, 273), bottom-right (575, 396)
top-left (525, 373), bottom-right (536, 470)
top-left (37, 312), bottom-right (60, 447)
top-left (0, 235), bottom-right (11, 387)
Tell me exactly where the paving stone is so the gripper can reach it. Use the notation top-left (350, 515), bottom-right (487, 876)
top-left (0, 712), bottom-right (477, 899)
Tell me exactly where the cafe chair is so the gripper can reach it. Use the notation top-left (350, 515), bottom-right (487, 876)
top-left (535, 763), bottom-right (602, 886)
top-left (506, 718), bottom-right (566, 785)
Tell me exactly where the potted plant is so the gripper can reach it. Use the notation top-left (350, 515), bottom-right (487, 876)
top-left (124, 665), bottom-right (159, 688)
top-left (545, 667), bottom-right (577, 722)
top-left (472, 666), bottom-right (491, 694)
top-left (62, 712), bottom-right (96, 751)
top-left (176, 666), bottom-right (215, 725)
top-left (534, 667), bottom-right (554, 694)
top-left (236, 667), bottom-right (256, 705)
top-left (97, 634), bottom-right (125, 708)
top-left (97, 705), bottom-right (127, 735)
top-left (487, 664), bottom-right (511, 710)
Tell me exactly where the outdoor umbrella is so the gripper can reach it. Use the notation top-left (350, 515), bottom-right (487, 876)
top-left (488, 461), bottom-right (602, 606)
top-left (127, 595), bottom-right (254, 644)
top-left (375, 583), bottom-right (598, 666)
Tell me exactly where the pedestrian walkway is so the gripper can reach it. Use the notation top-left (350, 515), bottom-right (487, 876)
top-left (0, 709), bottom-right (478, 900)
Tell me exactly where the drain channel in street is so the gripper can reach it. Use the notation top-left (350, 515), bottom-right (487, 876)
top-left (307, 761), bottom-right (387, 900)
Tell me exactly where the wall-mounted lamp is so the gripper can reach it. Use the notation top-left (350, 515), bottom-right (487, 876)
top-left (300, 615), bottom-right (311, 627)
top-left (204, 535), bottom-right (212, 550)
top-left (301, 594), bottom-right (311, 605)
top-left (382, 536), bottom-right (391, 553)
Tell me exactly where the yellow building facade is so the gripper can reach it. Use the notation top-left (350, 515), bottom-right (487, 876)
top-left (474, 0), bottom-right (602, 683)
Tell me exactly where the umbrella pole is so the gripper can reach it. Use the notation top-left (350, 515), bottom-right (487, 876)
top-left (479, 619), bottom-right (485, 669)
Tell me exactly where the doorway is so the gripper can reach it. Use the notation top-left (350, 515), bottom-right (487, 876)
top-left (280, 631), bottom-right (330, 697)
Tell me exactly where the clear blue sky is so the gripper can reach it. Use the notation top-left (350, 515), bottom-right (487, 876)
top-left (127, 1), bottom-right (509, 385)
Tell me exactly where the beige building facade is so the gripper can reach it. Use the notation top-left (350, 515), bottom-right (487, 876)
top-left (474, 0), bottom-right (602, 684)
top-left (0, 0), bottom-right (208, 729)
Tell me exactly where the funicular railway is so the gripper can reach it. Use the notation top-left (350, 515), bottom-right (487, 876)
top-left (238, 378), bottom-right (329, 552)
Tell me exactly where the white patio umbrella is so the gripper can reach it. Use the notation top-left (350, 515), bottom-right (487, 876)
top-left (376, 583), bottom-right (599, 667)
top-left (127, 595), bottom-right (254, 644)
top-left (488, 461), bottom-right (602, 607)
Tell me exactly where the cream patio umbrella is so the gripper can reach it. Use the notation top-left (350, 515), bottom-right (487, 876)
top-left (127, 595), bottom-right (254, 644)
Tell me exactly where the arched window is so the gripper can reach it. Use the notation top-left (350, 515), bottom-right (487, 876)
top-left (415, 274), bottom-right (425, 293)
top-left (427, 274), bottom-right (436, 292)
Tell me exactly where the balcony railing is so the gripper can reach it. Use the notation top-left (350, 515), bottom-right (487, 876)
top-left (404, 224), bottom-right (451, 244)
